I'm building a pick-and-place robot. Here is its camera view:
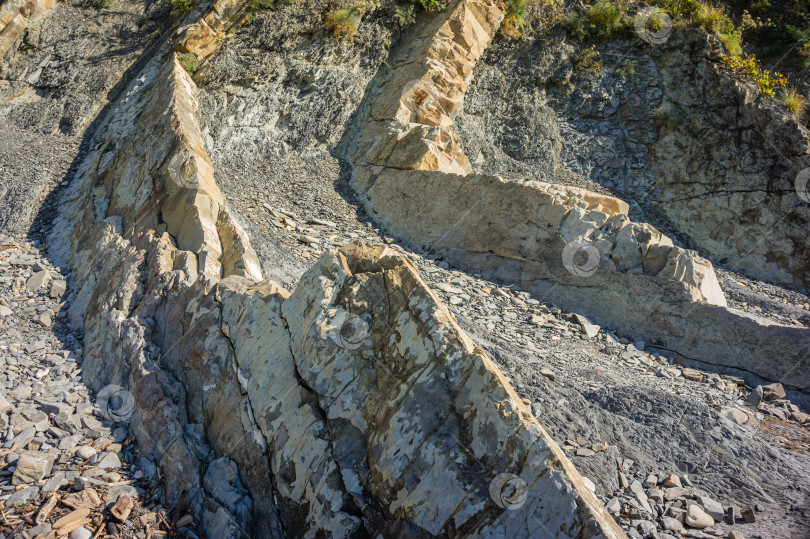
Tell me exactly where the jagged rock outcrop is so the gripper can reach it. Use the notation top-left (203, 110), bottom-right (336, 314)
top-left (48, 27), bottom-right (625, 535)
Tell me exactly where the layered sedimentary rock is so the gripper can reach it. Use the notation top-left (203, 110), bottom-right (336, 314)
top-left (457, 29), bottom-right (810, 291)
top-left (365, 169), bottom-right (810, 389)
top-left (173, 0), bottom-right (252, 61)
top-left (344, 1), bottom-right (810, 388)
top-left (0, 0), bottom-right (55, 59)
top-left (652, 33), bottom-right (810, 291)
top-left (49, 32), bottom-right (625, 536)
top-left (350, 0), bottom-right (504, 186)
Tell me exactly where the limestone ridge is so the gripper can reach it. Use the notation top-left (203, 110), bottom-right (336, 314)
top-left (44, 2), bottom-right (627, 537)
top-left (0, 0), bottom-right (55, 60)
top-left (344, 0), bottom-right (810, 388)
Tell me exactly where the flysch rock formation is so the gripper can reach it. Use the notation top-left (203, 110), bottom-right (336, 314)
top-left (1, 0), bottom-right (808, 537)
top-left (343, 0), bottom-right (810, 389)
top-left (41, 2), bottom-right (626, 530)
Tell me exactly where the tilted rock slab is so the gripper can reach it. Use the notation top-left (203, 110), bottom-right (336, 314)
top-left (343, 0), bottom-right (810, 388)
top-left (350, 0), bottom-right (504, 187)
top-left (172, 0), bottom-right (252, 62)
top-left (0, 0), bottom-right (55, 60)
top-left (49, 43), bottom-right (625, 537)
top-left (359, 168), bottom-right (810, 389)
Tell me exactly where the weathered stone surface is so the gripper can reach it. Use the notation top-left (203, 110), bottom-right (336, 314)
top-left (173, 0), bottom-right (252, 60)
top-left (12, 452), bottom-right (54, 485)
top-left (457, 29), bottom-right (810, 291)
top-left (0, 0), bottom-right (55, 59)
top-left (355, 168), bottom-right (809, 389)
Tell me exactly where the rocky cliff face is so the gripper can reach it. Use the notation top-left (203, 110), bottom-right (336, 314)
top-left (456, 28), bottom-right (810, 292)
top-left (1, 0), bottom-right (809, 538)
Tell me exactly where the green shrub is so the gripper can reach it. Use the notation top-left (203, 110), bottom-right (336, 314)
top-left (693, 3), bottom-right (734, 34)
top-left (720, 53), bottom-right (788, 97)
top-left (177, 52), bottom-right (201, 75)
top-left (500, 0), bottom-right (531, 38)
top-left (560, 0), bottom-right (630, 41)
top-left (718, 32), bottom-right (742, 56)
top-left (393, 4), bottom-right (415, 26)
top-left (586, 0), bottom-right (626, 39)
top-left (559, 11), bottom-right (589, 40)
top-left (656, 0), bottom-right (699, 20)
top-left (614, 59), bottom-right (638, 77)
top-left (326, 8), bottom-right (360, 39)
top-left (781, 87), bottom-right (807, 120)
top-left (411, 0), bottom-right (446, 13)
top-left (172, 0), bottom-right (196, 14)
top-left (250, 0), bottom-right (293, 10)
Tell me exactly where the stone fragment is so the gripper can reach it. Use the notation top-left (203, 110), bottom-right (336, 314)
top-left (762, 383), bottom-right (786, 400)
top-left (662, 515), bottom-right (683, 531)
top-left (27, 269), bottom-right (51, 291)
top-left (637, 520), bottom-right (656, 535)
top-left (664, 487), bottom-right (690, 501)
top-left (742, 507), bottom-right (756, 523)
top-left (539, 368), bottom-right (556, 382)
top-left (662, 474), bottom-right (682, 488)
top-left (97, 452), bottom-right (122, 469)
top-left (698, 495), bottom-right (725, 521)
top-left (111, 494), bottom-right (134, 522)
top-left (12, 452), bottom-right (53, 484)
top-left (682, 368), bottom-right (704, 382)
top-left (298, 234), bottom-right (319, 245)
top-left (0, 392), bottom-right (11, 414)
top-left (573, 313), bottom-right (600, 338)
top-left (42, 473), bottom-right (68, 493)
top-left (35, 313), bottom-right (52, 327)
top-left (605, 497), bottom-right (621, 513)
top-left (748, 385), bottom-right (764, 407)
top-left (75, 446), bottom-right (97, 460)
top-left (50, 279), bottom-right (67, 298)
top-left (685, 504), bottom-right (714, 528)
top-left (61, 489), bottom-right (102, 510)
top-left (728, 531), bottom-right (745, 539)
top-left (7, 486), bottom-right (40, 507)
top-left (69, 527), bottom-right (93, 539)
top-left (721, 407), bottom-right (749, 425)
